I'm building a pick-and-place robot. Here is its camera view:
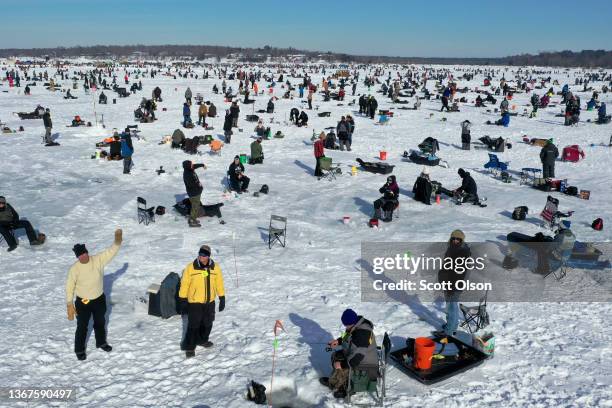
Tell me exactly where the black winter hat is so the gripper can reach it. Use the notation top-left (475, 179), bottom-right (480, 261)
top-left (0, 196), bottom-right (6, 204)
top-left (458, 168), bottom-right (467, 177)
top-left (182, 160), bottom-right (192, 170)
top-left (73, 244), bottom-right (88, 257)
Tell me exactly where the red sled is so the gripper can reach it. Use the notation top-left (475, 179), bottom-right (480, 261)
top-left (561, 145), bottom-right (585, 162)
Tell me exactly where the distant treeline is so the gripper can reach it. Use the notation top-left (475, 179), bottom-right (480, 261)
top-left (0, 44), bottom-right (610, 68)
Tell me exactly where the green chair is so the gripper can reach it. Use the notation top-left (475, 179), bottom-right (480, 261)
top-left (319, 157), bottom-right (342, 181)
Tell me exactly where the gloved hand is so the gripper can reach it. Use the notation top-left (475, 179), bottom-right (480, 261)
top-left (114, 229), bottom-right (123, 245)
top-left (178, 298), bottom-right (189, 314)
top-left (218, 296), bottom-right (225, 312)
top-left (67, 303), bottom-right (76, 321)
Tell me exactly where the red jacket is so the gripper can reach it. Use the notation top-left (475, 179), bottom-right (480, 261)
top-left (314, 139), bottom-right (325, 158)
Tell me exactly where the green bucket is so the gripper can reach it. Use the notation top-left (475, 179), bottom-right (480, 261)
top-left (239, 154), bottom-right (248, 164)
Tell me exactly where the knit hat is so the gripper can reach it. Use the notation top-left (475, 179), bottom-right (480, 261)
top-left (199, 245), bottom-right (211, 257)
top-left (458, 168), bottom-right (467, 177)
top-left (450, 230), bottom-right (466, 241)
top-left (421, 167), bottom-right (430, 175)
top-left (341, 309), bottom-right (359, 326)
top-left (0, 196), bottom-right (6, 204)
top-left (73, 244), bottom-right (88, 257)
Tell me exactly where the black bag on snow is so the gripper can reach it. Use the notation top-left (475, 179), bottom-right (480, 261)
top-left (512, 206), bottom-right (528, 220)
top-left (502, 255), bottom-right (519, 270)
top-left (259, 184), bottom-right (269, 194)
top-left (160, 272), bottom-right (181, 318)
top-left (246, 380), bottom-right (267, 404)
top-left (155, 206), bottom-right (166, 215)
top-left (565, 186), bottom-right (578, 196)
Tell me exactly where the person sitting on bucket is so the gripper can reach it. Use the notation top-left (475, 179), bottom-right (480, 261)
top-left (373, 175), bottom-right (399, 221)
top-left (319, 309), bottom-right (378, 399)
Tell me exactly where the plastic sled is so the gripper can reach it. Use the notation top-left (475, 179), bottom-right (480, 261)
top-left (390, 334), bottom-right (489, 385)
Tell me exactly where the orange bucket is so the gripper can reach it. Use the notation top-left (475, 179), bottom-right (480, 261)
top-left (379, 151), bottom-right (387, 160)
top-left (413, 337), bottom-right (436, 370)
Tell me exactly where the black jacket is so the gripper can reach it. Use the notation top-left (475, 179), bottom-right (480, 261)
top-left (0, 203), bottom-right (19, 227)
top-left (459, 172), bottom-right (477, 196)
top-left (223, 113), bottom-right (233, 132)
top-left (183, 162), bottom-right (205, 197)
top-left (438, 243), bottom-right (472, 294)
top-left (412, 176), bottom-right (433, 205)
top-left (540, 143), bottom-right (559, 165)
top-left (42, 112), bottom-right (52, 128)
top-left (230, 105), bottom-right (240, 118)
top-left (228, 161), bottom-right (245, 183)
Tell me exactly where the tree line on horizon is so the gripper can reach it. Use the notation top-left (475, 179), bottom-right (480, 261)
top-left (0, 45), bottom-right (610, 68)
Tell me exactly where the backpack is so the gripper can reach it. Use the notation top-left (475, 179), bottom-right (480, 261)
top-left (159, 272), bottom-right (181, 319)
top-left (155, 206), bottom-right (166, 216)
top-left (565, 186), bottom-right (578, 196)
top-left (259, 184), bottom-right (269, 194)
top-left (512, 206), bottom-right (528, 220)
top-left (183, 138), bottom-right (198, 154)
top-left (502, 255), bottom-right (519, 270)
top-left (592, 218), bottom-right (603, 231)
top-left (246, 380), bottom-right (267, 405)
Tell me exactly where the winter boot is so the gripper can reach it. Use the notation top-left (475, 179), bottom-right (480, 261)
top-left (7, 245), bottom-right (17, 252)
top-left (188, 218), bottom-right (201, 228)
top-left (98, 343), bottom-right (112, 352)
top-left (76, 352), bottom-right (87, 361)
top-left (319, 377), bottom-right (331, 388)
top-left (185, 350), bottom-right (195, 358)
top-left (198, 341), bottom-right (213, 348)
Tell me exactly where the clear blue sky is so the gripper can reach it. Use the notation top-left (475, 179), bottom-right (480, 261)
top-left (5, 0), bottom-right (611, 57)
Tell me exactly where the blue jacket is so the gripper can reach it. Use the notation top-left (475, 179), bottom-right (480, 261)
top-left (443, 88), bottom-right (451, 98)
top-left (587, 99), bottom-right (596, 110)
top-left (599, 103), bottom-right (607, 118)
top-left (120, 134), bottom-right (134, 157)
top-left (183, 104), bottom-right (191, 117)
top-left (501, 112), bottom-right (510, 127)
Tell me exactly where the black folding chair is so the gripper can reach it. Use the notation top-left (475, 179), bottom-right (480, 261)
top-left (268, 215), bottom-right (287, 249)
top-left (459, 290), bottom-right (489, 334)
top-left (137, 197), bottom-right (155, 225)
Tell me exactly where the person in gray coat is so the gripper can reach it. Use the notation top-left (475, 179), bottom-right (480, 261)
top-left (319, 309), bottom-right (378, 398)
top-left (185, 87), bottom-right (192, 104)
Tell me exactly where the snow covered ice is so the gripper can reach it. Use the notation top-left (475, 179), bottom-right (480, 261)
top-left (1, 60), bottom-right (611, 407)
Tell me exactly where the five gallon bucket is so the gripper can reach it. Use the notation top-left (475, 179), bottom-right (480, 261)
top-left (414, 337), bottom-right (436, 370)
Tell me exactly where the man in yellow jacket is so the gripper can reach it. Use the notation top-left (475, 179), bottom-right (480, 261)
top-left (179, 244), bottom-right (225, 358)
top-left (65, 229), bottom-right (122, 361)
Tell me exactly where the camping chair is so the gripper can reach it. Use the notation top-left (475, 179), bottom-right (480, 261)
top-left (520, 167), bottom-right (541, 185)
top-left (319, 157), bottom-right (342, 181)
top-left (483, 153), bottom-right (508, 175)
top-left (210, 139), bottom-right (223, 155)
top-left (540, 195), bottom-right (572, 231)
top-left (137, 197), bottom-right (155, 225)
top-left (268, 215), bottom-right (287, 249)
top-left (544, 247), bottom-right (572, 281)
top-left (346, 332), bottom-right (391, 407)
top-left (459, 291), bottom-right (490, 334)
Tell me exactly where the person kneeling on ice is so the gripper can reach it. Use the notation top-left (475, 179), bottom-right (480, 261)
top-left (319, 309), bottom-right (378, 399)
top-left (228, 156), bottom-right (250, 193)
top-left (249, 136), bottom-right (264, 164)
top-left (65, 229), bottom-right (123, 360)
top-left (412, 167), bottom-right (434, 205)
top-left (0, 196), bottom-right (46, 252)
top-left (71, 115), bottom-right (85, 127)
top-left (437, 230), bottom-right (471, 336)
top-left (297, 110), bottom-right (309, 127)
top-left (373, 175), bottom-right (399, 222)
top-left (254, 120), bottom-right (266, 137)
top-left (178, 245), bottom-right (225, 358)
top-left (454, 168), bottom-right (479, 205)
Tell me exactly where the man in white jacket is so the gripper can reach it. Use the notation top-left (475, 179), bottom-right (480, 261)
top-left (66, 229), bottom-right (122, 360)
